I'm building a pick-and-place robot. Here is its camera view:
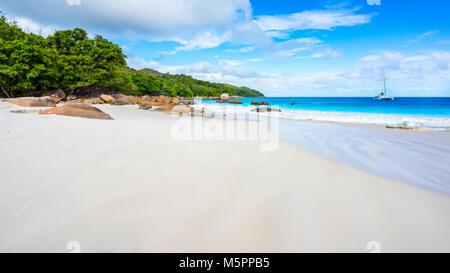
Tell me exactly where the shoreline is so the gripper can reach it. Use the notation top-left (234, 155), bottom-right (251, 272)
top-left (277, 118), bottom-right (450, 195)
top-left (1, 102), bottom-right (450, 252)
top-left (190, 100), bottom-right (450, 131)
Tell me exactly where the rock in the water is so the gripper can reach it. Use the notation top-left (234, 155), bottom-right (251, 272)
top-left (228, 99), bottom-right (243, 104)
top-left (251, 107), bottom-right (281, 113)
top-left (139, 103), bottom-right (153, 110)
top-left (43, 89), bottom-right (66, 103)
top-left (39, 103), bottom-right (113, 120)
top-left (6, 96), bottom-right (57, 107)
top-left (216, 100), bottom-right (227, 103)
top-left (251, 101), bottom-right (269, 106)
top-left (219, 93), bottom-right (230, 101)
top-left (100, 94), bottom-right (115, 103)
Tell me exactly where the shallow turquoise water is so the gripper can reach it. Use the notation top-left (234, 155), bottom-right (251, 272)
top-left (201, 97), bottom-right (450, 117)
top-left (193, 97), bottom-right (450, 130)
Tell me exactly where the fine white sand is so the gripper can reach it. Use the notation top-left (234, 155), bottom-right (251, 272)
top-left (0, 101), bottom-right (449, 252)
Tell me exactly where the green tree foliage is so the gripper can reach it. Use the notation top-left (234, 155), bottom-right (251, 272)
top-left (0, 12), bottom-right (135, 97)
top-left (130, 69), bottom-right (264, 98)
top-left (0, 12), bottom-right (263, 98)
top-left (46, 28), bottom-right (134, 92)
top-left (0, 13), bottom-right (55, 97)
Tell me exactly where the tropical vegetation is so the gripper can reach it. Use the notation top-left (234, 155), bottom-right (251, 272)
top-left (0, 12), bottom-right (263, 98)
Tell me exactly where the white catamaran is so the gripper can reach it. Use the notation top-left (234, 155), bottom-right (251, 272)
top-left (374, 69), bottom-right (394, 101)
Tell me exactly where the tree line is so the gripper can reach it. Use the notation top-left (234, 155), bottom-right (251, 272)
top-left (0, 12), bottom-right (263, 98)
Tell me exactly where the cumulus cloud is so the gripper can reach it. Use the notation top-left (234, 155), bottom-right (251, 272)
top-left (359, 51), bottom-right (449, 75)
top-left (127, 58), bottom-right (262, 81)
top-left (0, 0), bottom-right (251, 42)
top-left (173, 31), bottom-right (231, 52)
top-left (126, 57), bottom-right (359, 96)
top-left (127, 49), bottom-right (450, 97)
top-left (346, 51), bottom-right (450, 88)
top-left (13, 17), bottom-right (56, 37)
top-left (1, 0), bottom-right (363, 60)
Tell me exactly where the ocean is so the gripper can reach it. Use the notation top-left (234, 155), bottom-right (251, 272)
top-left (197, 97), bottom-right (450, 130)
top-left (192, 97), bottom-right (450, 193)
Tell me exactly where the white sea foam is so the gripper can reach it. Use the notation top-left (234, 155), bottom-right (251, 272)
top-left (192, 103), bottom-right (450, 130)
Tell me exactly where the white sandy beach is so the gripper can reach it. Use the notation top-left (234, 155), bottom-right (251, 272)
top-left (0, 101), bottom-right (449, 253)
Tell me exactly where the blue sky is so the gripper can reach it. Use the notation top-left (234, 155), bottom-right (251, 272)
top-left (0, 0), bottom-right (449, 96)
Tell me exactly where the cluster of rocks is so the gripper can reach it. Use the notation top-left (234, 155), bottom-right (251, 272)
top-left (183, 94), bottom-right (245, 101)
top-left (3, 87), bottom-right (273, 119)
top-left (4, 85), bottom-right (202, 120)
top-left (212, 93), bottom-right (279, 112)
top-left (251, 101), bottom-right (269, 106)
top-left (216, 93), bottom-right (246, 105)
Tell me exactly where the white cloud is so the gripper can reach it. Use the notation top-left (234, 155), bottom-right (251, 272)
top-left (295, 48), bottom-right (342, 59)
top-left (254, 8), bottom-right (373, 34)
top-left (127, 49), bottom-right (450, 97)
top-left (356, 51), bottom-right (450, 83)
top-left (265, 30), bottom-right (290, 39)
top-left (1, 0), bottom-right (252, 46)
top-left (66, 0), bottom-right (81, 6)
top-left (158, 31), bottom-right (232, 55)
top-left (2, 0), bottom-right (368, 59)
top-left (271, 37), bottom-right (323, 59)
top-left (174, 31), bottom-right (231, 52)
top-left (218, 58), bottom-right (262, 66)
top-left (431, 51), bottom-right (450, 70)
top-left (247, 58), bottom-right (262, 62)
top-left (225, 46), bottom-right (255, 53)
top-left (127, 58), bottom-right (262, 80)
top-left (219, 60), bottom-right (244, 66)
top-left (13, 17), bottom-right (56, 37)
top-left (408, 30), bottom-right (439, 43)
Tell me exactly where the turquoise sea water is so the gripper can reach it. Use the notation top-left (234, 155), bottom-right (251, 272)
top-left (203, 97), bottom-right (450, 116)
top-left (195, 97), bottom-right (450, 129)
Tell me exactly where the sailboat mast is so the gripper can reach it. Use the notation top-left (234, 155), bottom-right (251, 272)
top-left (381, 67), bottom-right (387, 95)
